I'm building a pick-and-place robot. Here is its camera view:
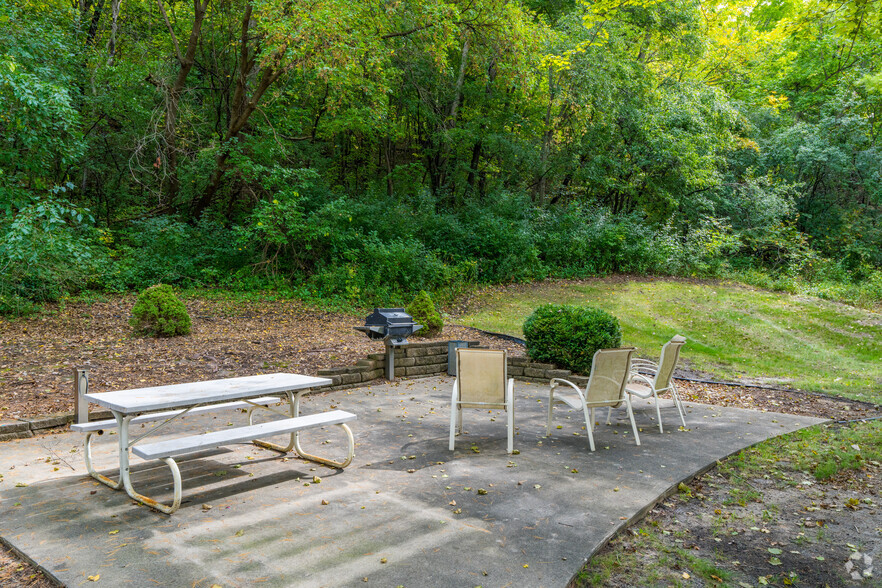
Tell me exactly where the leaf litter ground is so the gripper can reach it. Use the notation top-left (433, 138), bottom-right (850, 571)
top-left (1, 295), bottom-right (880, 587)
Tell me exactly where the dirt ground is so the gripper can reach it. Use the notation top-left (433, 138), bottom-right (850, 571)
top-left (584, 449), bottom-right (881, 587)
top-left (2, 296), bottom-right (879, 422)
top-left (0, 296), bottom-right (530, 419)
top-left (1, 295), bottom-right (881, 587)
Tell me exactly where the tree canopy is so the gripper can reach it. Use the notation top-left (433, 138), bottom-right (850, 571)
top-left (2, 0), bottom-right (881, 311)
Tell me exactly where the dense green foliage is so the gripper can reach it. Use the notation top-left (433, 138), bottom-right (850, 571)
top-left (130, 284), bottom-right (192, 337)
top-left (2, 0), bottom-right (882, 312)
top-left (407, 290), bottom-right (443, 337)
top-left (523, 304), bottom-right (622, 374)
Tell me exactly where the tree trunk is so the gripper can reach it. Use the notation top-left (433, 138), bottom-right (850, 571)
top-left (192, 58), bottom-right (284, 217)
top-left (536, 65), bottom-right (555, 206)
top-left (438, 35), bottom-right (469, 198)
top-left (153, 0), bottom-right (210, 205)
top-left (105, 0), bottom-right (122, 64)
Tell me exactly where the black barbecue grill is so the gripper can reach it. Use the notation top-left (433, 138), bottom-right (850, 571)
top-left (354, 308), bottom-right (422, 380)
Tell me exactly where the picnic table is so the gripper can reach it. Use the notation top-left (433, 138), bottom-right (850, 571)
top-left (72, 373), bottom-right (356, 514)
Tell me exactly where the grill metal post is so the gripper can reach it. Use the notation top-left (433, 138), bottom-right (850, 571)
top-left (74, 367), bottom-right (90, 424)
top-left (385, 340), bottom-right (396, 381)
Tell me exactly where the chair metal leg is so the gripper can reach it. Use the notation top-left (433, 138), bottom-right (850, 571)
top-left (671, 384), bottom-right (687, 428)
top-left (584, 414), bottom-right (595, 452)
top-left (449, 382), bottom-right (459, 451)
top-left (506, 380), bottom-right (514, 454)
top-left (625, 398), bottom-right (641, 446)
top-left (652, 390), bottom-right (664, 434)
top-left (506, 409), bottom-right (514, 454)
top-left (581, 402), bottom-right (595, 452)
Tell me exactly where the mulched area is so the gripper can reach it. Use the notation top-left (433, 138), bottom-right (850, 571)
top-left (0, 296), bottom-right (524, 419)
top-left (0, 545), bottom-right (53, 588)
top-left (583, 457), bottom-right (882, 587)
top-left (1, 296), bottom-right (879, 423)
top-left (675, 380), bottom-right (882, 422)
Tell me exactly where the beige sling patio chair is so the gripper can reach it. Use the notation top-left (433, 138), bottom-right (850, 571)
top-left (625, 335), bottom-right (687, 433)
top-left (546, 347), bottom-right (639, 452)
top-left (449, 348), bottom-right (514, 454)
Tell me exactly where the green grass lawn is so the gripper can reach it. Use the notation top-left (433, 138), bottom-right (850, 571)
top-left (456, 278), bottom-right (882, 402)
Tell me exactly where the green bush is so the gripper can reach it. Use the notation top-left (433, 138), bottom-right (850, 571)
top-left (406, 290), bottom-right (443, 337)
top-left (0, 197), bottom-right (107, 315)
top-left (102, 217), bottom-right (247, 291)
top-left (522, 304), bottom-right (622, 374)
top-left (129, 284), bottom-right (191, 337)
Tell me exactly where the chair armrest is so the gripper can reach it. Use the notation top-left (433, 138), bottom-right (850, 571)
top-left (631, 358), bottom-right (658, 369)
top-left (626, 372), bottom-right (655, 398)
top-left (630, 359), bottom-right (659, 377)
top-left (550, 378), bottom-right (584, 394)
top-left (549, 378), bottom-right (587, 408)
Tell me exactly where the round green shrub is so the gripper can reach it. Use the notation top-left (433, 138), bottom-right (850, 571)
top-left (406, 290), bottom-right (443, 337)
top-left (129, 284), bottom-right (191, 337)
top-left (522, 304), bottom-right (621, 374)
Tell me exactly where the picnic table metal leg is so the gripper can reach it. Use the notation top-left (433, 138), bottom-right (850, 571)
top-left (291, 390), bottom-right (355, 468)
top-left (116, 412), bottom-right (182, 515)
top-left (83, 430), bottom-right (122, 489)
top-left (250, 390), bottom-right (355, 468)
top-left (250, 390), bottom-right (297, 453)
top-left (293, 422), bottom-right (355, 469)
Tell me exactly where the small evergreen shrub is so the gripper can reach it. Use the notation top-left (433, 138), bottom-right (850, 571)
top-left (406, 290), bottom-right (443, 337)
top-left (129, 284), bottom-right (191, 337)
top-left (522, 304), bottom-right (622, 374)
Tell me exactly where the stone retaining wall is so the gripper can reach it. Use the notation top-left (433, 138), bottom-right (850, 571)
top-left (316, 340), bottom-right (482, 390)
top-left (0, 340), bottom-right (585, 436)
top-left (0, 413), bottom-right (77, 441)
top-left (316, 341), bottom-right (588, 391)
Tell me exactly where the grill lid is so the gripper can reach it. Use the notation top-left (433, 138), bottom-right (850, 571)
top-left (364, 308), bottom-right (416, 326)
top-left (354, 308), bottom-right (422, 341)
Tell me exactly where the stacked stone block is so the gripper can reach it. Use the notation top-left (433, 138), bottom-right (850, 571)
top-left (316, 341), bottom-right (483, 390)
top-left (316, 341), bottom-right (588, 391)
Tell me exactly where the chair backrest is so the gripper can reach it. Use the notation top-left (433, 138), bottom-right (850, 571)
top-left (456, 348), bottom-right (508, 409)
top-left (584, 348), bottom-right (635, 404)
top-left (653, 335), bottom-right (686, 390)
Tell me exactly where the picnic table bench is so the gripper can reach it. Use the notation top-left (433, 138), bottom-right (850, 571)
top-left (71, 373), bottom-right (356, 514)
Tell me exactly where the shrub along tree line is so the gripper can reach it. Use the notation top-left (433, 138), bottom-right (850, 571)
top-left (407, 291), bottom-right (444, 338)
top-left (523, 305), bottom-right (622, 375)
top-left (2, 0), bottom-right (882, 313)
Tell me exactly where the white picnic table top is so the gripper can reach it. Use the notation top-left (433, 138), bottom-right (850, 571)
top-left (84, 373), bottom-right (332, 414)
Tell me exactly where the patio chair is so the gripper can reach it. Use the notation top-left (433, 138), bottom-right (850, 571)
top-left (449, 348), bottom-right (514, 454)
top-left (625, 335), bottom-right (687, 433)
top-left (546, 347), bottom-right (639, 451)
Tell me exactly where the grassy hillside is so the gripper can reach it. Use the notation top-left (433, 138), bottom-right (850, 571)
top-left (456, 278), bottom-right (882, 402)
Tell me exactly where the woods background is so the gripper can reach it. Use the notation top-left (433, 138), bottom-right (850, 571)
top-left (2, 0), bottom-right (881, 311)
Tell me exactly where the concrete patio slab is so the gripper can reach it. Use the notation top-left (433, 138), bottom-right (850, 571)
top-left (0, 376), bottom-right (825, 587)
